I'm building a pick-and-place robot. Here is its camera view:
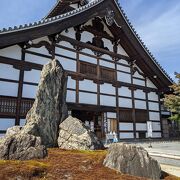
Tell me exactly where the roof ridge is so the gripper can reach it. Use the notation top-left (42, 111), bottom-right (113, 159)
top-left (114, 0), bottom-right (173, 83)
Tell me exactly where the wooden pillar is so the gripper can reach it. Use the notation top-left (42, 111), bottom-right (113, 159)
top-left (158, 92), bottom-right (163, 138)
top-left (15, 48), bottom-right (25, 125)
top-left (130, 64), bottom-right (136, 139)
top-left (76, 49), bottom-right (80, 103)
top-left (97, 57), bottom-right (100, 105)
top-left (114, 59), bottom-right (120, 140)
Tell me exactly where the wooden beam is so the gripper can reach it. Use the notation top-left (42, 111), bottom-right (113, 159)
top-left (58, 35), bottom-right (130, 61)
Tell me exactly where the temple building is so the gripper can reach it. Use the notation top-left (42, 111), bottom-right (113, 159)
top-left (0, 0), bottom-right (173, 140)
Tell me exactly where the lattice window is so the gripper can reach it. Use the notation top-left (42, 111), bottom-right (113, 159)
top-left (135, 110), bottom-right (148, 122)
top-left (0, 96), bottom-right (34, 117)
top-left (80, 61), bottom-right (116, 82)
top-left (80, 61), bottom-right (97, 77)
top-left (20, 99), bottom-right (34, 116)
top-left (0, 97), bottom-right (17, 115)
top-left (119, 109), bottom-right (132, 122)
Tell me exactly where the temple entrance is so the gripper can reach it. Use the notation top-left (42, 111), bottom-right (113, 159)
top-left (71, 110), bottom-right (104, 140)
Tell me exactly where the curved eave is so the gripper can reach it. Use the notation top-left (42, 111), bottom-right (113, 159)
top-left (111, 0), bottom-right (173, 89)
top-left (0, 0), bottom-right (105, 48)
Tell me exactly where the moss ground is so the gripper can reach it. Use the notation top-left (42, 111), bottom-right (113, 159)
top-left (0, 149), bottom-right (179, 180)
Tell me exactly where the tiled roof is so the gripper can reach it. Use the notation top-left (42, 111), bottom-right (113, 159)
top-left (0, 0), bottom-right (103, 35)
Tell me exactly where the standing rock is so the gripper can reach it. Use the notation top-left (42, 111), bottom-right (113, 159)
top-left (0, 133), bottom-right (47, 160)
top-left (58, 116), bottom-right (104, 150)
top-left (103, 143), bottom-right (161, 180)
top-left (22, 59), bottom-right (68, 147)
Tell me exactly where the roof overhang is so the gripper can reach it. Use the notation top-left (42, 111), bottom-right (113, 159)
top-left (0, 0), bottom-right (173, 90)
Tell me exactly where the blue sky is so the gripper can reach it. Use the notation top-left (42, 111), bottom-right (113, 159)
top-left (0, 0), bottom-right (179, 80)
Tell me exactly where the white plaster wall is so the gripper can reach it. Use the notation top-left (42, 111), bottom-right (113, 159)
top-left (119, 123), bottom-right (133, 131)
top-left (56, 56), bottom-right (76, 72)
top-left (119, 132), bottom-right (134, 139)
top-left (107, 112), bottom-right (116, 118)
top-left (81, 31), bottom-right (94, 43)
top-left (135, 100), bottom-right (147, 109)
top-left (100, 95), bottom-right (116, 107)
top-left (133, 78), bottom-right (145, 86)
top-left (0, 81), bottom-right (18, 97)
top-left (152, 122), bottom-right (161, 131)
top-left (81, 48), bottom-right (93, 56)
top-left (134, 89), bottom-right (145, 99)
top-left (28, 47), bottom-right (50, 56)
top-left (119, 97), bottom-right (132, 108)
top-left (0, 118), bottom-right (15, 130)
top-left (100, 60), bottom-right (114, 69)
top-left (22, 84), bottom-right (37, 98)
top-left (118, 86), bottom-right (131, 97)
top-left (29, 36), bottom-right (51, 56)
top-left (66, 90), bottom-right (76, 103)
top-left (79, 92), bottom-right (97, 105)
top-left (117, 72), bottom-right (131, 83)
top-left (149, 112), bottom-right (160, 121)
top-left (117, 64), bottom-right (130, 72)
top-left (102, 38), bottom-right (113, 52)
top-left (152, 132), bottom-right (161, 138)
top-left (55, 47), bottom-right (76, 59)
top-left (79, 79), bottom-right (97, 92)
top-left (20, 119), bottom-right (26, 126)
top-left (24, 69), bottom-right (41, 83)
top-left (148, 102), bottom-right (159, 111)
top-left (79, 54), bottom-right (97, 64)
top-left (0, 45), bottom-right (21, 60)
top-left (133, 71), bottom-right (144, 79)
top-left (0, 63), bottom-right (19, 80)
top-left (67, 76), bottom-right (76, 89)
top-left (119, 59), bottom-right (129, 65)
top-left (101, 54), bottom-right (112, 61)
top-left (25, 53), bottom-right (50, 65)
top-left (146, 78), bottom-right (157, 89)
top-left (117, 44), bottom-right (129, 56)
top-left (57, 41), bottom-right (74, 49)
top-left (32, 36), bottom-right (50, 44)
top-left (136, 123), bottom-right (147, 131)
top-left (84, 19), bottom-right (92, 26)
top-left (148, 92), bottom-right (159, 101)
top-left (61, 28), bottom-right (76, 40)
top-left (100, 83), bottom-right (115, 95)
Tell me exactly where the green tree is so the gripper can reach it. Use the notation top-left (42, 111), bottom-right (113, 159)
top-left (164, 73), bottom-right (180, 121)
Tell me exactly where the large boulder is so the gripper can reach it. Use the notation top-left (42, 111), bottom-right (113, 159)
top-left (22, 59), bottom-right (68, 147)
top-left (0, 133), bottom-right (47, 160)
top-left (103, 143), bottom-right (161, 180)
top-left (58, 116), bottom-right (104, 150)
